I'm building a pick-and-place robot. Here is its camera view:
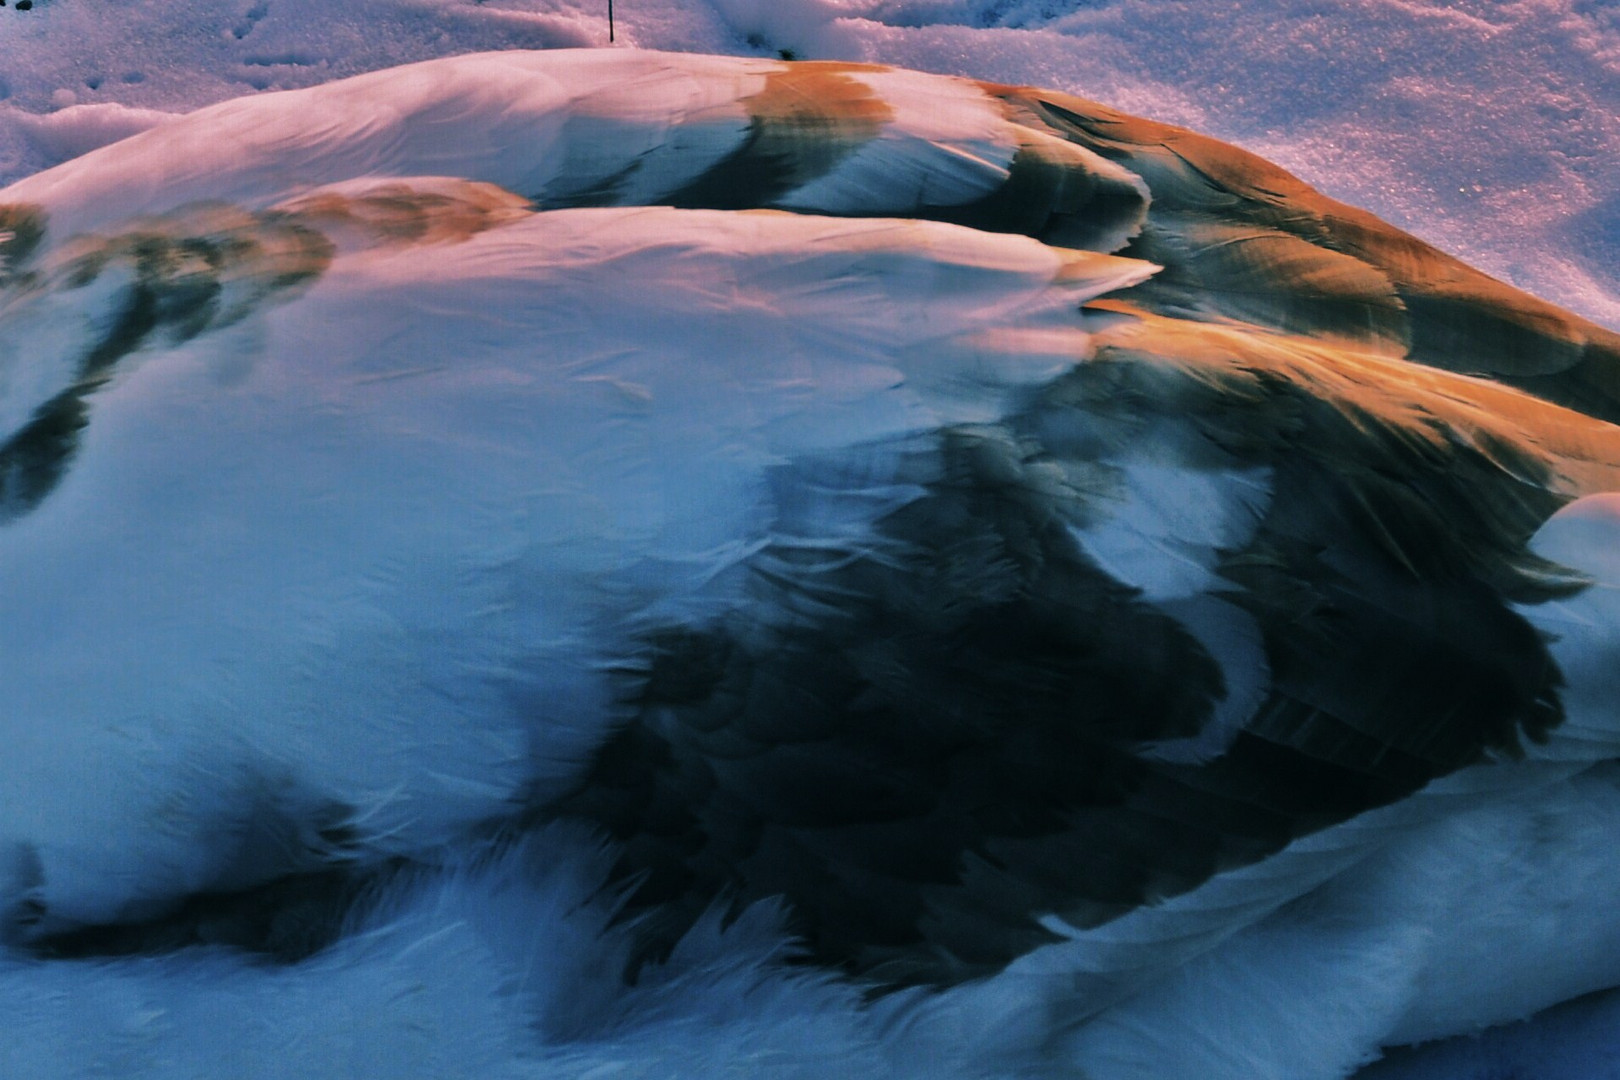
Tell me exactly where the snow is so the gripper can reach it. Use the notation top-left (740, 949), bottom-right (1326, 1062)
top-left (3, 2), bottom-right (1620, 1078)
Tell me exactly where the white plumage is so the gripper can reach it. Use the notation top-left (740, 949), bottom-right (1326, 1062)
top-left (3, 47), bottom-right (1620, 1080)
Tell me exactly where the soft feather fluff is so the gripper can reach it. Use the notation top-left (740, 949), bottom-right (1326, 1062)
top-left (3, 48), bottom-right (1620, 1080)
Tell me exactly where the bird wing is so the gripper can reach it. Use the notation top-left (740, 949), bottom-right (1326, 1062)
top-left (2, 50), bottom-right (1619, 1018)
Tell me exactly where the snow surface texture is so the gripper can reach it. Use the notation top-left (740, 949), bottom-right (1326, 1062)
top-left (3, 4), bottom-right (1620, 1080)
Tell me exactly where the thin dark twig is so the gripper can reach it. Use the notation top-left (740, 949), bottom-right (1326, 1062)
top-left (608, 0), bottom-right (615, 42)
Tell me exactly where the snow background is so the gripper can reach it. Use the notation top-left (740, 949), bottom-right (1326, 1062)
top-left (2, 0), bottom-right (1618, 1075)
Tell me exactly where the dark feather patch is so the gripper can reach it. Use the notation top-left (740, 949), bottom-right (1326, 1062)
top-left (556, 311), bottom-right (1597, 991)
top-left (0, 202), bottom-right (45, 282)
top-left (928, 130), bottom-right (1148, 253)
top-left (30, 866), bottom-right (377, 964)
top-left (555, 425), bottom-right (1229, 987)
top-left (1009, 91), bottom-right (1620, 422)
top-left (0, 206), bottom-right (332, 520)
top-left (666, 64), bottom-right (891, 211)
top-left (1119, 213), bottom-right (1409, 351)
